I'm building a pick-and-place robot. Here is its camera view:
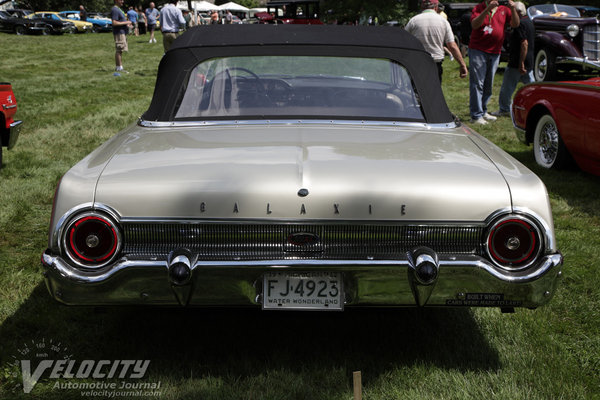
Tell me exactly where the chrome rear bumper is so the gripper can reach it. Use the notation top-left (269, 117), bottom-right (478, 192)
top-left (2, 120), bottom-right (21, 149)
top-left (42, 251), bottom-right (563, 309)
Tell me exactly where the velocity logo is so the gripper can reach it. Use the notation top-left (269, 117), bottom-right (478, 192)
top-left (11, 338), bottom-right (153, 395)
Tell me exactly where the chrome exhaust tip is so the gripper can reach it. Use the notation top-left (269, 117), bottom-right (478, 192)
top-left (410, 248), bottom-right (439, 286)
top-left (407, 247), bottom-right (440, 306)
top-left (168, 251), bottom-right (192, 286)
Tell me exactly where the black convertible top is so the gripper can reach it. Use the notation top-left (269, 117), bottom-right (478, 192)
top-left (170, 24), bottom-right (425, 52)
top-left (143, 25), bottom-right (454, 124)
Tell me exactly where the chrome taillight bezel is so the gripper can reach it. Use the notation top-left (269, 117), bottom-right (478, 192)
top-left (62, 211), bottom-right (122, 270)
top-left (486, 214), bottom-right (543, 271)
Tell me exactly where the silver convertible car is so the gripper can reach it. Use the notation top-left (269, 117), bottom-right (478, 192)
top-left (42, 25), bottom-right (562, 311)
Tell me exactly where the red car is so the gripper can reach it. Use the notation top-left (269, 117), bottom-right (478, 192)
top-left (0, 82), bottom-right (22, 167)
top-left (512, 77), bottom-right (600, 175)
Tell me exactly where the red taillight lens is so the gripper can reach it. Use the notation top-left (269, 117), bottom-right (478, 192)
top-left (65, 213), bottom-right (120, 268)
top-left (487, 217), bottom-right (542, 269)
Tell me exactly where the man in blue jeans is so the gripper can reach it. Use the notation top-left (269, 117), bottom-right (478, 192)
top-left (468, 0), bottom-right (520, 125)
top-left (491, 2), bottom-right (534, 117)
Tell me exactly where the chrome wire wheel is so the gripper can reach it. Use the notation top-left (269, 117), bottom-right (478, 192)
top-left (533, 114), bottom-right (566, 169)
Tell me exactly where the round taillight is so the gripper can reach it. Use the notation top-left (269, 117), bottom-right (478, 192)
top-left (64, 213), bottom-right (121, 268)
top-left (487, 216), bottom-right (542, 269)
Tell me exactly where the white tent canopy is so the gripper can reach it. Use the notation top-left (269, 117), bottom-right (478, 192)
top-left (217, 2), bottom-right (249, 11)
top-left (192, 1), bottom-right (218, 12)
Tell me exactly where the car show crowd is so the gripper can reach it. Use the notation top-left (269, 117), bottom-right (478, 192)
top-left (2, 0), bottom-right (599, 169)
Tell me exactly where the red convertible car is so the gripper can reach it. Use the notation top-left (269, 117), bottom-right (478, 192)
top-left (512, 77), bottom-right (600, 175)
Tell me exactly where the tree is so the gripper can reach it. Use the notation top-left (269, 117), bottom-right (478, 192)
top-left (321, 0), bottom-right (412, 25)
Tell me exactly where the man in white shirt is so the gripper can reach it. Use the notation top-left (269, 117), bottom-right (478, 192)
top-left (405, 0), bottom-right (468, 83)
top-left (160, 0), bottom-right (186, 52)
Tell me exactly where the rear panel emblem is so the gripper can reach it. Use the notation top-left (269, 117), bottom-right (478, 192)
top-left (287, 232), bottom-right (320, 247)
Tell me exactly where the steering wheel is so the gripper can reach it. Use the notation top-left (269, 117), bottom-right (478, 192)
top-left (212, 67), bottom-right (262, 84)
top-left (211, 67), bottom-right (273, 107)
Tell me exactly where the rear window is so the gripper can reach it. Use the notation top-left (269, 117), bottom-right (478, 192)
top-left (174, 56), bottom-right (424, 121)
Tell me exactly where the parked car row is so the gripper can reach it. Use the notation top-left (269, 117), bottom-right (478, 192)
top-left (0, 9), bottom-right (73, 34)
top-left (0, 8), bottom-right (111, 34)
top-left (58, 10), bottom-right (112, 32)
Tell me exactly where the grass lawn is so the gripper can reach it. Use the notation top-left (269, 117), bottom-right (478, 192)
top-left (0, 30), bottom-right (599, 399)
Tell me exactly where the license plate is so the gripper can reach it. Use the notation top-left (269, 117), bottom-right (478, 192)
top-left (262, 271), bottom-right (343, 311)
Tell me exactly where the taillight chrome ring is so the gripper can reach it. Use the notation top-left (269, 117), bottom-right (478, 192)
top-left (63, 211), bottom-right (122, 269)
top-left (486, 215), bottom-right (543, 271)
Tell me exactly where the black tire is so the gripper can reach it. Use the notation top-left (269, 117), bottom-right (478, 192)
top-left (14, 25), bottom-right (26, 35)
top-left (534, 48), bottom-right (557, 82)
top-left (533, 114), bottom-right (571, 169)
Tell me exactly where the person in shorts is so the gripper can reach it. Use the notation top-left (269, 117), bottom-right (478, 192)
top-left (145, 2), bottom-right (159, 44)
top-left (126, 6), bottom-right (138, 36)
top-left (111, 0), bottom-right (132, 76)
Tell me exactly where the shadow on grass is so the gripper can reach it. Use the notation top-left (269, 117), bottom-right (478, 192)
top-left (1, 282), bottom-right (500, 396)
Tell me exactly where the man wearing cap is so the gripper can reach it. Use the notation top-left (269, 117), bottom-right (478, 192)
top-left (491, 2), bottom-right (534, 117)
top-left (405, 0), bottom-right (468, 84)
top-left (468, 0), bottom-right (519, 124)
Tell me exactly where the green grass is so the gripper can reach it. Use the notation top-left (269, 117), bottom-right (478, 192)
top-left (1, 31), bottom-right (599, 399)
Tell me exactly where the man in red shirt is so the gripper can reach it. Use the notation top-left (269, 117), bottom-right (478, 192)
top-left (468, 0), bottom-right (519, 124)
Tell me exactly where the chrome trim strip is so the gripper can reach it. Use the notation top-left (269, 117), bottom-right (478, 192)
top-left (3, 104), bottom-right (17, 110)
top-left (120, 216), bottom-right (488, 226)
top-left (555, 56), bottom-right (600, 70)
top-left (43, 252), bottom-right (563, 285)
top-left (44, 253), bottom-right (165, 284)
top-left (137, 118), bottom-right (458, 130)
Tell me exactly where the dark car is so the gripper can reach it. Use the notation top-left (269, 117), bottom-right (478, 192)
top-left (7, 8), bottom-right (74, 34)
top-left (0, 10), bottom-right (45, 34)
top-left (4, 8), bottom-right (32, 18)
top-left (444, 2), bottom-right (477, 56)
top-left (256, 0), bottom-right (322, 24)
top-left (528, 4), bottom-right (600, 81)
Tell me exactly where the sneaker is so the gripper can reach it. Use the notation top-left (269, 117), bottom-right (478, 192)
top-left (490, 110), bottom-right (510, 117)
top-left (470, 117), bottom-right (488, 125)
top-left (483, 112), bottom-right (497, 121)
top-left (149, 39), bottom-right (153, 43)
